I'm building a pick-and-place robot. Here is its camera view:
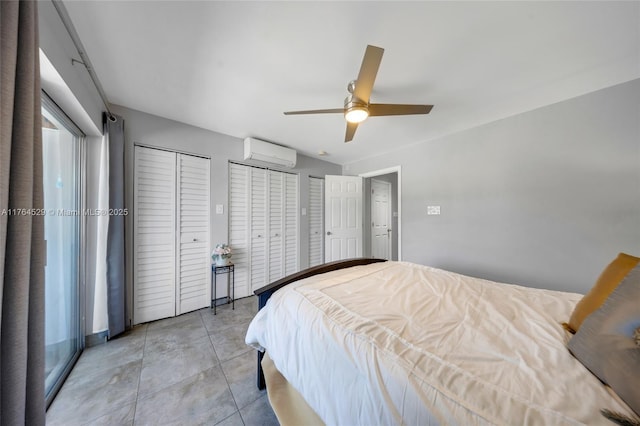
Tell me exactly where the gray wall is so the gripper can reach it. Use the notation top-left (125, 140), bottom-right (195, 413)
top-left (111, 105), bottom-right (341, 326)
top-left (345, 79), bottom-right (640, 294)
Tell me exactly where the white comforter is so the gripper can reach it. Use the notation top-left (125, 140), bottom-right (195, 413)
top-left (245, 261), bottom-right (634, 425)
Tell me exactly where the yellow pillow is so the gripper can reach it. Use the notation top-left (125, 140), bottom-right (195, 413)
top-left (565, 252), bottom-right (640, 333)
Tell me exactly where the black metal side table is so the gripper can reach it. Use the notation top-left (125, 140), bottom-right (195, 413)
top-left (212, 263), bottom-right (235, 315)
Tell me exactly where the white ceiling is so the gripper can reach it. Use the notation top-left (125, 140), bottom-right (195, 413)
top-left (63, 1), bottom-right (639, 165)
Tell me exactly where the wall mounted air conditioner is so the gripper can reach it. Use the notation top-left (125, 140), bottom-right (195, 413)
top-left (243, 137), bottom-right (297, 168)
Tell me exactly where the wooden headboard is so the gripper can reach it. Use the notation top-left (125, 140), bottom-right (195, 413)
top-left (253, 257), bottom-right (387, 389)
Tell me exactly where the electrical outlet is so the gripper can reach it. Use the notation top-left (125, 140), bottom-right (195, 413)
top-left (215, 204), bottom-right (224, 215)
top-left (427, 205), bottom-right (441, 215)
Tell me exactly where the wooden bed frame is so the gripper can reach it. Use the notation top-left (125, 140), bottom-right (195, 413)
top-left (253, 258), bottom-right (387, 389)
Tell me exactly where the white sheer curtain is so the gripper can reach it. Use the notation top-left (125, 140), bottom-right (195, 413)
top-left (92, 127), bottom-right (110, 333)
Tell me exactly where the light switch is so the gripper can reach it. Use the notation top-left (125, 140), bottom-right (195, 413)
top-left (215, 204), bottom-right (224, 215)
top-left (301, 207), bottom-right (307, 216)
top-left (427, 205), bottom-right (441, 215)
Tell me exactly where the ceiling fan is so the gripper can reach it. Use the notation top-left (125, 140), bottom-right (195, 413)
top-left (284, 45), bottom-right (433, 143)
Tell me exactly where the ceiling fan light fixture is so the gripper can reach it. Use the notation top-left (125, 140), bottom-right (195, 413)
top-left (345, 106), bottom-right (369, 124)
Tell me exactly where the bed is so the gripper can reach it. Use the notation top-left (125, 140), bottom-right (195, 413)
top-left (245, 258), bottom-right (639, 425)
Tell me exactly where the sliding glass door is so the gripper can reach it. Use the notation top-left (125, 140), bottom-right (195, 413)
top-left (41, 94), bottom-right (84, 406)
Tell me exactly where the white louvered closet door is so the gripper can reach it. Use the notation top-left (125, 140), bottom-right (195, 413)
top-left (134, 147), bottom-right (177, 324)
top-left (229, 163), bottom-right (250, 298)
top-left (308, 177), bottom-right (324, 267)
top-left (250, 168), bottom-right (267, 293)
top-left (176, 154), bottom-right (210, 315)
top-left (229, 164), bottom-right (300, 296)
top-left (268, 171), bottom-right (284, 282)
top-left (283, 173), bottom-right (299, 275)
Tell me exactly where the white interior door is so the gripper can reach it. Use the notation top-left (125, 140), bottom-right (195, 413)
top-left (268, 171), bottom-right (284, 282)
top-left (283, 173), bottom-right (299, 275)
top-left (176, 154), bottom-right (210, 314)
top-left (250, 168), bottom-right (267, 292)
top-left (229, 164), bottom-right (299, 296)
top-left (308, 177), bottom-right (324, 267)
top-left (229, 163), bottom-right (250, 298)
top-left (325, 175), bottom-right (363, 261)
top-left (134, 146), bottom-right (176, 324)
top-left (371, 179), bottom-right (391, 260)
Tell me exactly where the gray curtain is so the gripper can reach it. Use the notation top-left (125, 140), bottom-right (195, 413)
top-left (0, 1), bottom-right (46, 424)
top-left (105, 114), bottom-right (126, 338)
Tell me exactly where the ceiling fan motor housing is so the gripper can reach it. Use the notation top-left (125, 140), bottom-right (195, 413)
top-left (344, 94), bottom-right (369, 123)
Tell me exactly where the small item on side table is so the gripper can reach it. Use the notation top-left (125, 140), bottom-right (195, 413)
top-left (211, 243), bottom-right (233, 266)
top-left (212, 263), bottom-right (235, 315)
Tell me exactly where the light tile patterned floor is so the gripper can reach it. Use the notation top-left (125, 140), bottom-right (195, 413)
top-left (46, 296), bottom-right (278, 426)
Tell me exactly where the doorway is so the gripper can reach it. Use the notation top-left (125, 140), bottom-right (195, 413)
top-left (370, 179), bottom-right (392, 259)
top-left (360, 167), bottom-right (400, 261)
top-left (42, 93), bottom-right (84, 406)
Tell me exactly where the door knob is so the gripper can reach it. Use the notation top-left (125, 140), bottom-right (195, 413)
top-left (326, 231), bottom-right (332, 235)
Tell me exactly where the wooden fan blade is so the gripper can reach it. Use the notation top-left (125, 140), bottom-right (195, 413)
top-left (368, 103), bottom-right (433, 116)
top-left (284, 108), bottom-right (345, 115)
top-left (353, 45), bottom-right (384, 103)
top-left (345, 122), bottom-right (358, 142)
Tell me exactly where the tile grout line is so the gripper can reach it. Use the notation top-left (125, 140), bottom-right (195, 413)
top-left (202, 309), bottom-right (247, 426)
top-left (131, 324), bottom-right (149, 425)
